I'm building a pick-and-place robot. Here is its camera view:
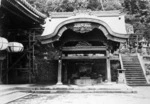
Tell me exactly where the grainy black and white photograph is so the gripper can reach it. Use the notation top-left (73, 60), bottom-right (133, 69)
top-left (0, 0), bottom-right (150, 104)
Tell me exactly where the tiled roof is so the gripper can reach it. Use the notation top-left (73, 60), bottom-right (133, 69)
top-left (19, 0), bottom-right (47, 19)
top-left (1, 0), bottom-right (47, 24)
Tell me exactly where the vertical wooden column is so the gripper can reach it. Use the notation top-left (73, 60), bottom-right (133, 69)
top-left (56, 57), bottom-right (63, 85)
top-left (0, 56), bottom-right (5, 84)
top-left (64, 63), bottom-right (68, 84)
top-left (28, 33), bottom-right (32, 83)
top-left (106, 50), bottom-right (111, 82)
top-left (0, 61), bottom-right (2, 84)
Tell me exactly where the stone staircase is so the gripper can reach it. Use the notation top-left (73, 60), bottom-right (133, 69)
top-left (122, 55), bottom-right (147, 86)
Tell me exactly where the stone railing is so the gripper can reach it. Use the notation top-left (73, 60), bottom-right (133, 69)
top-left (139, 54), bottom-right (150, 83)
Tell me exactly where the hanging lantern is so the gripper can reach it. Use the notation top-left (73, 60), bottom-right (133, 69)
top-left (7, 42), bottom-right (24, 52)
top-left (0, 37), bottom-right (8, 50)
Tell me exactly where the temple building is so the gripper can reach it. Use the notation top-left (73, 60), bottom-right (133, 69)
top-left (2, 0), bottom-right (148, 87)
top-left (39, 10), bottom-right (130, 85)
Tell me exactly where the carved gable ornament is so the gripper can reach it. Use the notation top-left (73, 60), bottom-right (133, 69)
top-left (70, 23), bottom-right (95, 33)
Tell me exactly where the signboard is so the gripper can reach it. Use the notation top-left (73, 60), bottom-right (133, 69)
top-left (73, 23), bottom-right (94, 33)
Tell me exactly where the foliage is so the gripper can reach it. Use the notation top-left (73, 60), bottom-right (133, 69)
top-left (123, 0), bottom-right (150, 44)
top-left (103, 0), bottom-right (122, 10)
top-left (26, 0), bottom-right (123, 13)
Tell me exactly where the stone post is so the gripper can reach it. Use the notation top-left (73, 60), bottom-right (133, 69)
top-left (106, 50), bottom-right (111, 82)
top-left (56, 59), bottom-right (63, 85)
top-left (117, 69), bottom-right (126, 83)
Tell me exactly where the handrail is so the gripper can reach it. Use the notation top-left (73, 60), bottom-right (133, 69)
top-left (119, 53), bottom-right (127, 84)
top-left (119, 54), bottom-right (124, 70)
top-left (137, 53), bottom-right (149, 83)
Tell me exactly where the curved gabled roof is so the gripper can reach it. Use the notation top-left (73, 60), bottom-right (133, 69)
top-left (39, 11), bottom-right (131, 44)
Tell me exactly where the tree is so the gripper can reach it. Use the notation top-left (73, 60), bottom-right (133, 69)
top-left (123, 0), bottom-right (150, 44)
top-left (26, 0), bottom-right (123, 13)
top-left (103, 0), bottom-right (123, 10)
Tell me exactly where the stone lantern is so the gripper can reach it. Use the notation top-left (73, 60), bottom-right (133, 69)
top-left (139, 38), bottom-right (147, 47)
top-left (7, 42), bottom-right (24, 52)
top-left (139, 38), bottom-right (148, 54)
top-left (0, 37), bottom-right (8, 50)
top-left (117, 69), bottom-right (126, 83)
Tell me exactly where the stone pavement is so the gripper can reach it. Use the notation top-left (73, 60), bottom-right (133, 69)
top-left (0, 83), bottom-right (139, 104)
top-left (6, 87), bottom-right (150, 104)
top-left (0, 84), bottom-right (31, 104)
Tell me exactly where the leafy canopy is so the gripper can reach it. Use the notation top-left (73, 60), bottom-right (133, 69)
top-left (26, 0), bottom-right (122, 13)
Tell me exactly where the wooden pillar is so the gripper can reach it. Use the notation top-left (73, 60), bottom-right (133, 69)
top-left (0, 61), bottom-right (2, 84)
top-left (0, 56), bottom-right (5, 84)
top-left (106, 50), bottom-right (111, 82)
top-left (56, 59), bottom-right (63, 85)
top-left (64, 63), bottom-right (68, 84)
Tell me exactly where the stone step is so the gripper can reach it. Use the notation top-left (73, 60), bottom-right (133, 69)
top-left (122, 59), bottom-right (138, 61)
top-left (126, 77), bottom-right (146, 79)
top-left (123, 60), bottom-right (139, 61)
top-left (125, 70), bottom-right (143, 71)
top-left (17, 85), bottom-right (137, 93)
top-left (126, 75), bottom-right (145, 77)
top-left (127, 82), bottom-right (147, 84)
top-left (126, 76), bottom-right (145, 77)
top-left (125, 71), bottom-right (142, 72)
top-left (125, 72), bottom-right (144, 73)
top-left (125, 72), bottom-right (144, 74)
top-left (125, 74), bottom-right (145, 78)
top-left (125, 68), bottom-right (142, 70)
top-left (123, 64), bottom-right (139, 65)
top-left (123, 63), bottom-right (140, 66)
top-left (126, 79), bottom-right (146, 81)
top-left (22, 89), bottom-right (136, 93)
top-left (123, 61), bottom-right (139, 62)
top-left (124, 65), bottom-right (141, 67)
top-left (122, 61), bottom-right (139, 62)
top-left (125, 75), bottom-right (144, 77)
top-left (125, 72), bottom-right (143, 74)
top-left (125, 70), bottom-right (142, 72)
top-left (124, 66), bottom-right (142, 68)
top-left (125, 76), bottom-right (145, 78)
top-left (125, 72), bottom-right (143, 73)
top-left (127, 83), bottom-right (150, 86)
top-left (125, 68), bottom-right (142, 69)
top-left (124, 66), bottom-right (141, 68)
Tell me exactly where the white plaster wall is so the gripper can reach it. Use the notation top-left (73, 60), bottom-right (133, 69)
top-left (41, 14), bottom-right (127, 37)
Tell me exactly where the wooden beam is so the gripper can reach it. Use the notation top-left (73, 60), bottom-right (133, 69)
top-left (62, 46), bottom-right (106, 52)
top-left (62, 56), bottom-right (107, 60)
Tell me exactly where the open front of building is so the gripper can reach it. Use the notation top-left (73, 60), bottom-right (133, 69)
top-left (56, 27), bottom-right (112, 85)
top-left (39, 11), bottom-right (130, 85)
